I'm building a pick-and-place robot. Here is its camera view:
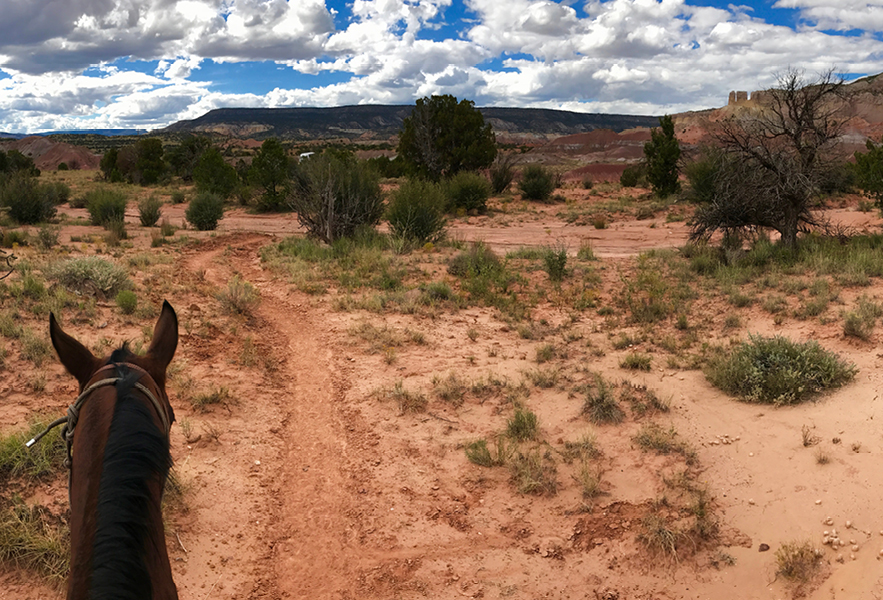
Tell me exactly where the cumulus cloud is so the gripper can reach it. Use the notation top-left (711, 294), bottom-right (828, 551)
top-left (775, 0), bottom-right (883, 32)
top-left (2, 0), bottom-right (883, 132)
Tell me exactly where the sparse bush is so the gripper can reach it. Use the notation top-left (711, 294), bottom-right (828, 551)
top-left (185, 192), bottom-right (225, 231)
top-left (506, 407), bottom-right (539, 441)
top-left (509, 448), bottom-right (558, 495)
top-left (465, 437), bottom-right (510, 467)
top-left (842, 295), bottom-right (882, 340)
top-left (620, 352), bottom-right (652, 371)
top-left (170, 190), bottom-right (186, 204)
top-left (445, 171), bottom-right (491, 213)
top-left (115, 290), bottom-right (137, 315)
top-left (518, 165), bottom-right (555, 202)
top-left (583, 375), bottom-right (624, 424)
top-left (216, 275), bottom-right (259, 315)
top-left (447, 241), bottom-right (502, 278)
top-left (190, 385), bottom-right (232, 412)
top-left (289, 154), bottom-right (383, 244)
top-left (138, 195), bottom-right (163, 227)
top-left (775, 540), bottom-right (822, 583)
top-left (36, 226), bottom-right (59, 250)
top-left (386, 178), bottom-right (447, 244)
top-left (633, 422), bottom-right (697, 464)
top-left (705, 334), bottom-right (856, 405)
top-left (490, 154), bottom-right (516, 194)
top-left (48, 256), bottom-right (132, 298)
top-left (542, 245), bottom-right (568, 282)
top-left (85, 188), bottom-right (127, 227)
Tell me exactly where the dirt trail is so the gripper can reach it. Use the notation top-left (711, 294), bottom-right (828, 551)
top-left (181, 234), bottom-right (364, 599)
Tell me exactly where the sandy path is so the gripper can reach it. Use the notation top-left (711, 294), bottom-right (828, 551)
top-left (181, 234), bottom-right (365, 599)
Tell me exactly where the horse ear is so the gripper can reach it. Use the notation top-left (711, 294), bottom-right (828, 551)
top-left (50, 312), bottom-right (99, 388)
top-left (147, 300), bottom-right (177, 371)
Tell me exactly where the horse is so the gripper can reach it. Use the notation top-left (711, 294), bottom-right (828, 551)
top-left (48, 300), bottom-right (179, 600)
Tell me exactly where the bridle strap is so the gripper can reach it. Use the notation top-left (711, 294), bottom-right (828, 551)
top-left (26, 363), bottom-right (170, 469)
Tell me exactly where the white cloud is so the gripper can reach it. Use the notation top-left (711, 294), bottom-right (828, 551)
top-left (774, 0), bottom-right (883, 32)
top-left (2, 0), bottom-right (883, 132)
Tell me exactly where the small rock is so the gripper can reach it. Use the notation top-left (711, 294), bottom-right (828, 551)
top-left (759, 543), bottom-right (770, 552)
top-left (852, 545), bottom-right (860, 552)
top-left (748, 498), bottom-right (755, 505)
top-left (815, 499), bottom-right (822, 505)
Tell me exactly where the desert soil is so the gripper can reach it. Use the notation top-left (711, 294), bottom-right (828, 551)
top-left (3, 179), bottom-right (883, 600)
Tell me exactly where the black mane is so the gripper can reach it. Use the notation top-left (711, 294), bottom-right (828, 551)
top-left (89, 367), bottom-right (171, 600)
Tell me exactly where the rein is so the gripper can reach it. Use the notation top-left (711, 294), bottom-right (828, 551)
top-left (26, 362), bottom-right (170, 468)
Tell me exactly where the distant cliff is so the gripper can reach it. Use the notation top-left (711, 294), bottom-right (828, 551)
top-left (159, 105), bottom-right (660, 142)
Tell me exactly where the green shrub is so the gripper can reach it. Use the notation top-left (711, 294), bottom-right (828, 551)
top-left (138, 195), bottom-right (163, 227)
top-left (115, 290), bottom-right (137, 314)
top-left (290, 155), bottom-right (383, 244)
top-left (448, 242), bottom-right (502, 277)
top-left (620, 352), bottom-right (652, 371)
top-left (48, 257), bottom-right (132, 298)
top-left (170, 190), bottom-right (186, 204)
top-left (583, 375), bottom-right (624, 424)
top-left (0, 174), bottom-right (57, 225)
top-left (542, 246), bottom-right (568, 282)
top-left (705, 335), bottom-right (857, 405)
top-left (185, 192), bottom-right (225, 231)
top-left (620, 163), bottom-right (648, 187)
top-left (518, 165), bottom-right (555, 201)
top-left (85, 188), bottom-right (127, 227)
top-left (445, 171), bottom-right (491, 213)
top-left (386, 178), bottom-right (447, 244)
top-left (57, 162), bottom-right (69, 171)
top-left (506, 407), bottom-right (539, 441)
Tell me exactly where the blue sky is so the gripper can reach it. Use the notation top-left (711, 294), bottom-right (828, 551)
top-left (1, 0), bottom-right (883, 133)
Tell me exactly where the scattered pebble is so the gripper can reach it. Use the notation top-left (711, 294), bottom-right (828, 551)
top-left (254, 460), bottom-right (261, 466)
top-left (815, 499), bottom-right (822, 505)
top-left (846, 520), bottom-right (853, 529)
top-left (748, 498), bottom-right (755, 505)
top-left (826, 517), bottom-right (834, 526)
top-left (749, 452), bottom-right (754, 457)
top-left (852, 545), bottom-right (860, 552)
top-left (759, 543), bottom-right (770, 552)
top-left (851, 554), bottom-right (857, 561)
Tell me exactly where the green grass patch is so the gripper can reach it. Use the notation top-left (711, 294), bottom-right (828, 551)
top-left (0, 499), bottom-right (69, 582)
top-left (0, 420), bottom-right (66, 481)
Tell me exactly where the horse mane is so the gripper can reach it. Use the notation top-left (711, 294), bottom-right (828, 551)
top-left (89, 365), bottom-right (171, 600)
